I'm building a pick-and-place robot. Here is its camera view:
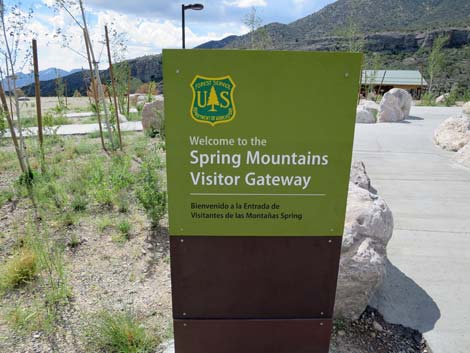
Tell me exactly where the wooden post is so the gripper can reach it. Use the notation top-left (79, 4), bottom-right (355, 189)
top-left (105, 25), bottom-right (123, 150)
top-left (32, 39), bottom-right (43, 149)
top-left (84, 29), bottom-right (106, 152)
top-left (0, 83), bottom-right (26, 173)
top-left (377, 70), bottom-right (387, 99)
top-left (82, 68), bottom-right (93, 107)
top-left (65, 80), bottom-right (68, 108)
top-left (127, 68), bottom-right (131, 117)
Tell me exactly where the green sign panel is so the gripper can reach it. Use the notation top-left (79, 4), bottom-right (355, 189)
top-left (164, 49), bottom-right (361, 236)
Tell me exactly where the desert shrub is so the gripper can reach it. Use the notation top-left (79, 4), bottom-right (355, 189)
top-left (0, 110), bottom-right (6, 137)
top-left (33, 177), bottom-right (67, 210)
top-left (0, 189), bottom-right (14, 207)
top-left (116, 220), bottom-right (131, 242)
top-left (420, 92), bottom-right (436, 106)
top-left (4, 301), bottom-right (56, 334)
top-left (94, 188), bottom-right (114, 208)
top-left (86, 156), bottom-right (134, 208)
top-left (116, 192), bottom-right (130, 213)
top-left (60, 212), bottom-right (76, 228)
top-left (97, 216), bottom-right (113, 233)
top-left (68, 233), bottom-right (81, 248)
top-left (0, 249), bottom-right (38, 291)
top-left (109, 156), bottom-right (134, 190)
top-left (71, 194), bottom-right (88, 211)
top-left (74, 141), bottom-right (95, 155)
top-left (444, 85), bottom-right (459, 107)
top-left (136, 155), bottom-right (166, 229)
top-left (85, 311), bottom-right (158, 353)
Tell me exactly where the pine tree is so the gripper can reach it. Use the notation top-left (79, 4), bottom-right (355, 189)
top-left (208, 86), bottom-right (220, 112)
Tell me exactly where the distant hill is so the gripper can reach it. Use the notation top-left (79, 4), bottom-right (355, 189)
top-left (21, 55), bottom-right (163, 97)
top-left (21, 0), bottom-right (470, 96)
top-left (1, 68), bottom-right (80, 90)
top-left (289, 0), bottom-right (470, 37)
top-left (202, 0), bottom-right (470, 92)
top-left (195, 35), bottom-right (238, 49)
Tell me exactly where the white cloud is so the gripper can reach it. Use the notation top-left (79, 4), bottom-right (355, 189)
top-left (26, 8), bottom-right (245, 71)
top-left (223, 0), bottom-right (267, 9)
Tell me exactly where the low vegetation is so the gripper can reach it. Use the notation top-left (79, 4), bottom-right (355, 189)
top-left (0, 249), bottom-right (38, 291)
top-left (85, 310), bottom-right (160, 353)
top-left (0, 130), bottom-right (168, 351)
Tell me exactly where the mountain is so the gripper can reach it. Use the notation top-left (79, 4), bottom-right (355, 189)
top-left (21, 56), bottom-right (163, 97)
top-left (21, 0), bottom-right (470, 96)
top-left (289, 0), bottom-right (470, 37)
top-left (195, 35), bottom-right (238, 49)
top-left (1, 68), bottom-right (81, 90)
top-left (202, 0), bottom-right (470, 92)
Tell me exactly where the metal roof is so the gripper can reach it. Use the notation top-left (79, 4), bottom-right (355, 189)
top-left (361, 70), bottom-right (428, 86)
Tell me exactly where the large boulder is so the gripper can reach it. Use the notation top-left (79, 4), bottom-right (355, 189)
top-left (435, 93), bottom-right (450, 104)
top-left (356, 100), bottom-right (379, 124)
top-left (141, 100), bottom-right (164, 133)
top-left (463, 102), bottom-right (470, 117)
top-left (335, 180), bottom-right (394, 320)
top-left (356, 105), bottom-right (376, 124)
top-left (377, 88), bottom-right (412, 122)
top-left (454, 143), bottom-right (470, 168)
top-left (433, 116), bottom-right (470, 151)
top-left (361, 100), bottom-right (380, 117)
top-left (349, 161), bottom-right (375, 192)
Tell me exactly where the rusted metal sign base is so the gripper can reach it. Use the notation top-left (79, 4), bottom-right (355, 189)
top-left (174, 319), bottom-right (332, 353)
top-left (170, 236), bottom-right (342, 319)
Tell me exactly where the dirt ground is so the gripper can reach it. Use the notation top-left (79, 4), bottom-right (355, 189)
top-left (0, 133), bottom-right (428, 353)
top-left (10, 97), bottom-right (91, 118)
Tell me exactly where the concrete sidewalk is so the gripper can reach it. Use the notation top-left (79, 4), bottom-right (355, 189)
top-left (4, 121), bottom-right (143, 137)
top-left (353, 106), bottom-right (470, 353)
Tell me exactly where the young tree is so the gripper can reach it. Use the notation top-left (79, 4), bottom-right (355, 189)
top-left (334, 0), bottom-right (364, 53)
top-left (51, 0), bottom-right (116, 149)
top-left (243, 7), bottom-right (272, 50)
top-left (0, 0), bottom-right (33, 176)
top-left (427, 34), bottom-right (447, 93)
top-left (0, 104), bottom-right (5, 138)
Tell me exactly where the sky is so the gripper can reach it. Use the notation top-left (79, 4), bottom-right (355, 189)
top-left (1, 0), bottom-right (336, 72)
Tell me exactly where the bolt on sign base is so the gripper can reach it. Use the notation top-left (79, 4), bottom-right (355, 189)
top-left (174, 319), bottom-right (332, 353)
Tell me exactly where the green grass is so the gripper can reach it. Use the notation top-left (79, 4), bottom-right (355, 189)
top-left (136, 155), bottom-right (167, 230)
top-left (0, 189), bottom-right (14, 207)
top-left (71, 194), bottom-right (88, 211)
top-left (0, 249), bottom-right (38, 291)
top-left (127, 112), bottom-right (142, 122)
top-left (0, 149), bottom-right (18, 171)
top-left (4, 302), bottom-right (55, 334)
top-left (17, 114), bottom-right (72, 128)
top-left (97, 216), bottom-right (113, 233)
top-left (68, 233), bottom-right (82, 248)
top-left (85, 311), bottom-right (159, 353)
top-left (116, 220), bottom-right (131, 242)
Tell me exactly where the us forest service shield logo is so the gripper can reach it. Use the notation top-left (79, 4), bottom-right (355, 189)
top-left (190, 75), bottom-right (236, 126)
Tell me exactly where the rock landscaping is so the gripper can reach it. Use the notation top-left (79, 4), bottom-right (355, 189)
top-left (356, 100), bottom-right (379, 124)
top-left (335, 162), bottom-right (393, 320)
top-left (433, 116), bottom-right (470, 151)
top-left (454, 143), bottom-right (470, 168)
top-left (433, 106), bottom-right (470, 169)
top-left (142, 99), bottom-right (165, 135)
top-left (377, 88), bottom-right (412, 123)
top-left (463, 101), bottom-right (470, 117)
